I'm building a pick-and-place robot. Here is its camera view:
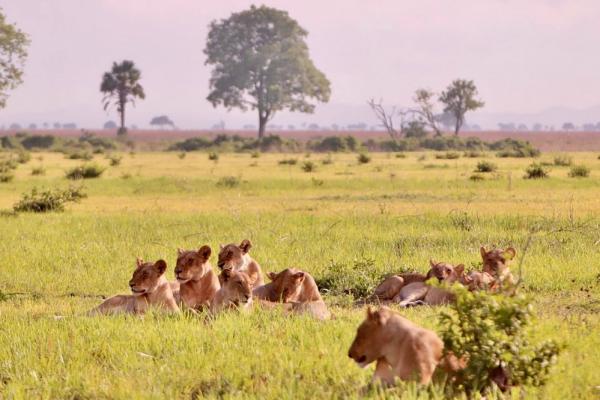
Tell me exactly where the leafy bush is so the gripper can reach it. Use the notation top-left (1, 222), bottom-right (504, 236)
top-left (251, 151), bottom-right (260, 158)
top-left (19, 134), bottom-right (55, 150)
top-left (65, 164), bottom-right (106, 179)
top-left (31, 166), bottom-right (46, 176)
top-left (0, 159), bottom-right (18, 172)
top-left (321, 155), bottom-right (334, 165)
top-left (493, 139), bottom-right (540, 158)
top-left (13, 186), bottom-right (87, 213)
top-left (178, 152), bottom-right (186, 159)
top-left (310, 135), bottom-right (358, 152)
top-left (464, 150), bottom-right (483, 158)
top-left (169, 137), bottom-right (212, 151)
top-left (469, 174), bottom-right (485, 181)
top-left (301, 161), bottom-right (316, 172)
top-left (395, 153), bottom-right (406, 158)
top-left (475, 161), bottom-right (497, 173)
top-left (278, 158), bottom-right (297, 165)
top-left (16, 151), bottom-right (31, 164)
top-left (208, 152), bottom-right (219, 161)
top-left (439, 287), bottom-right (561, 394)
top-left (569, 165), bottom-right (590, 178)
top-left (435, 151), bottom-right (460, 160)
top-left (315, 258), bottom-right (381, 299)
top-left (78, 132), bottom-right (116, 151)
top-left (65, 151), bottom-right (93, 161)
top-left (357, 153), bottom-right (371, 164)
top-left (0, 172), bottom-right (14, 183)
top-left (553, 155), bottom-right (572, 166)
top-left (524, 163), bottom-right (549, 179)
top-left (216, 176), bottom-right (240, 188)
top-left (107, 154), bottom-right (122, 166)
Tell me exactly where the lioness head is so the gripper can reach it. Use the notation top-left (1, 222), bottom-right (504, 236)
top-left (217, 239), bottom-right (252, 271)
top-left (174, 245), bottom-right (212, 283)
top-left (266, 268), bottom-right (308, 302)
top-left (426, 260), bottom-right (465, 283)
top-left (348, 306), bottom-right (394, 368)
top-left (480, 247), bottom-right (516, 277)
top-left (129, 258), bottom-right (168, 296)
top-left (220, 268), bottom-right (252, 306)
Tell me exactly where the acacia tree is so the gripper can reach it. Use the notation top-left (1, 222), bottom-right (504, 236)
top-left (100, 60), bottom-right (145, 135)
top-left (0, 9), bottom-right (29, 110)
top-left (150, 115), bottom-right (175, 129)
top-left (439, 79), bottom-right (484, 135)
top-left (411, 89), bottom-right (443, 136)
top-left (204, 5), bottom-right (331, 138)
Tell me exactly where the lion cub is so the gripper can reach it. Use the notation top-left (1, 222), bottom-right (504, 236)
top-left (253, 268), bottom-right (331, 320)
top-left (210, 269), bottom-right (253, 314)
top-left (90, 258), bottom-right (179, 315)
top-left (480, 246), bottom-right (516, 287)
top-left (217, 239), bottom-right (264, 289)
top-left (393, 262), bottom-right (465, 307)
top-left (348, 307), bottom-right (443, 385)
top-left (174, 245), bottom-right (220, 310)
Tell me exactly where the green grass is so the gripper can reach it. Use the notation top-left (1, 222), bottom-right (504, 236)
top-left (0, 151), bottom-right (599, 399)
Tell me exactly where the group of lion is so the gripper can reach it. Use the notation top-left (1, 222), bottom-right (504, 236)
top-left (90, 241), bottom-right (516, 390)
top-left (90, 239), bottom-right (330, 320)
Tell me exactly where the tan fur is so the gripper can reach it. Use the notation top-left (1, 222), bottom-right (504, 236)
top-left (210, 269), bottom-right (253, 314)
top-left (89, 258), bottom-right (179, 315)
top-left (217, 239), bottom-right (264, 289)
top-left (480, 246), bottom-right (516, 287)
top-left (174, 245), bottom-right (220, 310)
top-left (253, 268), bottom-right (330, 320)
top-left (461, 270), bottom-right (496, 291)
top-left (392, 262), bottom-right (465, 307)
top-left (348, 307), bottom-right (443, 385)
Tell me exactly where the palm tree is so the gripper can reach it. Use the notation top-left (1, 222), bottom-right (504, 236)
top-left (100, 60), bottom-right (145, 135)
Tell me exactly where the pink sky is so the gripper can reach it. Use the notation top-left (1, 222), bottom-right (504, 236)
top-left (1, 0), bottom-right (599, 129)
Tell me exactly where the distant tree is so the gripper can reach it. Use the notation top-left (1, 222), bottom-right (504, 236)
top-left (435, 111), bottom-right (457, 131)
top-left (439, 79), bottom-right (484, 135)
top-left (498, 122), bottom-right (516, 131)
top-left (470, 124), bottom-right (481, 131)
top-left (53, 122), bottom-right (61, 129)
top-left (9, 123), bottom-right (20, 130)
top-left (243, 124), bottom-right (256, 130)
top-left (62, 123), bottom-right (77, 129)
top-left (42, 122), bottom-right (49, 129)
top-left (562, 122), bottom-right (575, 131)
top-left (308, 123), bottom-right (320, 130)
top-left (28, 123), bottom-right (36, 130)
top-left (582, 123), bottom-right (596, 131)
top-left (287, 124), bottom-right (296, 130)
top-left (404, 120), bottom-right (428, 139)
top-left (367, 98), bottom-right (410, 141)
top-left (596, 122), bottom-right (600, 131)
top-left (532, 123), bottom-right (543, 131)
top-left (103, 120), bottom-right (117, 129)
top-left (150, 115), bottom-right (175, 129)
top-left (100, 60), bottom-right (145, 136)
top-left (0, 10), bottom-right (29, 110)
top-left (411, 89), bottom-right (443, 136)
top-left (204, 5), bottom-right (331, 138)
top-left (517, 123), bottom-right (528, 131)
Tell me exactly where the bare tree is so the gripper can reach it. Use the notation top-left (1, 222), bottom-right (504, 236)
top-left (367, 98), bottom-right (412, 142)
top-left (411, 89), bottom-right (442, 136)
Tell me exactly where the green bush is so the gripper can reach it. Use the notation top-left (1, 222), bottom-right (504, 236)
top-left (395, 153), bottom-right (406, 158)
top-left (208, 152), bottom-right (219, 161)
top-left (553, 155), bottom-right (572, 166)
top-left (19, 134), bottom-right (55, 150)
top-left (435, 151), bottom-right (460, 160)
top-left (310, 135), bottom-right (358, 152)
top-left (568, 165), bottom-right (590, 178)
top-left (464, 150), bottom-right (483, 158)
top-left (493, 139), bottom-right (540, 158)
top-left (65, 164), bottom-right (105, 179)
top-left (357, 153), bottom-right (371, 164)
top-left (16, 151), bottom-right (31, 164)
top-left (216, 176), bottom-right (240, 188)
top-left (65, 151), bottom-right (93, 161)
top-left (439, 287), bottom-right (561, 394)
top-left (475, 161), bottom-right (497, 173)
top-left (169, 137), bottom-right (212, 151)
top-left (251, 151), bottom-right (260, 158)
top-left (31, 166), bottom-right (46, 176)
top-left (106, 154), bottom-right (122, 166)
top-left (301, 161), bottom-right (316, 172)
top-left (278, 158), bottom-right (297, 165)
top-left (13, 186), bottom-right (87, 213)
top-left (469, 174), bottom-right (485, 181)
top-left (314, 258), bottom-right (380, 299)
top-left (524, 163), bottom-right (549, 179)
top-left (0, 172), bottom-right (14, 183)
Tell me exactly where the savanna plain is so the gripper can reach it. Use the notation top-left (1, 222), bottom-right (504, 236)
top-left (0, 151), bottom-right (599, 399)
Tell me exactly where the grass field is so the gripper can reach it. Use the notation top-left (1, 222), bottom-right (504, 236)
top-left (0, 151), bottom-right (599, 399)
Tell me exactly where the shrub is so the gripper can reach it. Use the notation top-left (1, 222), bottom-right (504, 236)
top-left (19, 134), bottom-right (55, 149)
top-left (357, 153), bottom-right (371, 164)
top-left (524, 163), bottom-right (549, 179)
top-left (278, 158), bottom-right (297, 165)
top-left (569, 165), bottom-right (590, 178)
top-left (469, 174), bottom-right (485, 181)
top-left (0, 159), bottom-right (18, 172)
top-left (314, 258), bottom-right (380, 299)
top-left (169, 137), bottom-right (212, 151)
top-left (251, 151), bottom-right (260, 158)
top-left (475, 161), bottom-right (497, 173)
top-left (208, 152), bottom-right (219, 161)
top-left (311, 177), bottom-right (324, 186)
top-left (301, 161), bottom-right (316, 172)
top-left (439, 287), bottom-right (561, 395)
top-left (321, 154), bottom-right (334, 165)
top-left (13, 186), bottom-right (87, 213)
top-left (16, 151), bottom-right (31, 164)
top-left (395, 153), bottom-right (406, 158)
top-left (107, 155), bottom-right (122, 166)
top-left (493, 139), bottom-right (540, 158)
top-left (65, 164), bottom-right (105, 179)
top-left (553, 155), bottom-right (572, 166)
top-left (178, 152), bottom-right (186, 159)
top-left (65, 151), bottom-right (93, 161)
top-left (79, 132), bottom-right (116, 151)
top-left (310, 135), bottom-right (358, 152)
top-left (0, 172), bottom-right (14, 183)
top-left (464, 150), bottom-right (483, 158)
top-left (216, 176), bottom-right (240, 188)
top-left (435, 151), bottom-right (460, 160)
top-left (31, 166), bottom-right (46, 176)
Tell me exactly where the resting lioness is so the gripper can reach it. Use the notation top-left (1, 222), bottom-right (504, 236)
top-left (173, 245), bottom-right (220, 310)
top-left (393, 262), bottom-right (465, 307)
top-left (371, 260), bottom-right (460, 302)
top-left (217, 239), bottom-right (264, 289)
top-left (210, 269), bottom-right (253, 314)
top-left (89, 258), bottom-right (179, 315)
top-left (461, 270), bottom-right (496, 291)
top-left (253, 268), bottom-right (330, 320)
top-left (348, 306), bottom-right (443, 385)
top-left (480, 246), bottom-right (516, 287)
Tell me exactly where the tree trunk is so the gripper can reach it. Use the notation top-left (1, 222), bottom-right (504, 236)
top-left (258, 112), bottom-right (267, 139)
top-left (120, 102), bottom-right (126, 131)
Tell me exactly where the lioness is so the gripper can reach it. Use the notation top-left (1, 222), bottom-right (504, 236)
top-left (253, 268), bottom-right (331, 320)
top-left (371, 260), bottom-right (460, 302)
top-left (348, 306), bottom-right (443, 385)
top-left (461, 270), bottom-right (496, 291)
top-left (174, 245), bottom-right (220, 310)
top-left (217, 239), bottom-right (264, 288)
top-left (480, 246), bottom-right (516, 286)
top-left (89, 258), bottom-right (179, 315)
top-left (210, 269), bottom-right (253, 314)
top-left (393, 262), bottom-right (465, 307)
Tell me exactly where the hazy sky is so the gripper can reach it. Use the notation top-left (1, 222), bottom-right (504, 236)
top-left (1, 0), bottom-right (599, 129)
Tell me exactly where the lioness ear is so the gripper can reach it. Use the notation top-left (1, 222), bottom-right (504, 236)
top-left (221, 268), bottom-right (232, 282)
top-left (293, 271), bottom-right (305, 282)
top-left (136, 257), bottom-right (144, 268)
top-left (504, 247), bottom-right (516, 260)
top-left (219, 243), bottom-right (225, 250)
top-left (198, 245), bottom-right (212, 261)
top-left (239, 239), bottom-right (252, 254)
top-left (429, 259), bottom-right (437, 268)
top-left (177, 248), bottom-right (184, 256)
top-left (154, 259), bottom-right (167, 275)
top-left (455, 264), bottom-right (465, 275)
top-left (366, 307), bottom-right (386, 325)
top-left (480, 247), bottom-right (487, 259)
top-left (267, 272), bottom-right (277, 281)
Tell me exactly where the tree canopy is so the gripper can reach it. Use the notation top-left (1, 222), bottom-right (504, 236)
top-left (204, 5), bottom-right (331, 138)
top-left (0, 9), bottom-right (29, 110)
top-left (150, 115), bottom-right (175, 128)
top-left (439, 79), bottom-right (484, 135)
